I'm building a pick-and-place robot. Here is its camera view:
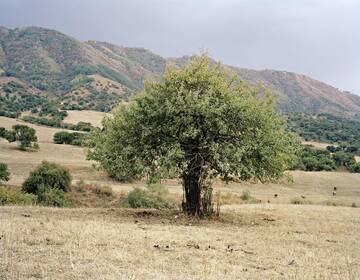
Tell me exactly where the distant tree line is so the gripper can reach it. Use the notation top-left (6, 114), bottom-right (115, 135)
top-left (287, 113), bottom-right (360, 154)
top-left (291, 145), bottom-right (360, 173)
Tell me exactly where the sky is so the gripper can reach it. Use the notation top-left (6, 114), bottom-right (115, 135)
top-left (0, 0), bottom-right (359, 93)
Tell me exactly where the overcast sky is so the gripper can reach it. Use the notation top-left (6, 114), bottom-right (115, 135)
top-left (1, 0), bottom-right (359, 93)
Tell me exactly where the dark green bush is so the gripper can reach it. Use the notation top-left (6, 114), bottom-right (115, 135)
top-left (348, 163), bottom-right (360, 173)
top-left (119, 184), bottom-right (177, 210)
top-left (53, 131), bottom-right (86, 146)
top-left (22, 161), bottom-right (72, 194)
top-left (0, 163), bottom-right (10, 183)
top-left (0, 187), bottom-right (37, 205)
top-left (36, 187), bottom-right (71, 207)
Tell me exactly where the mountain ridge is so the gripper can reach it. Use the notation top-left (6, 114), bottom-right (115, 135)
top-left (0, 26), bottom-right (359, 119)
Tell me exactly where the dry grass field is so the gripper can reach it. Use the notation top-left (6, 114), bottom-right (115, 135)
top-left (1, 205), bottom-right (359, 280)
top-left (64, 110), bottom-right (110, 127)
top-left (301, 141), bottom-right (334, 149)
top-left (1, 113), bottom-right (360, 279)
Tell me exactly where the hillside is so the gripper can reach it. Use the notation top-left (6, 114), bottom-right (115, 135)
top-left (1, 26), bottom-right (360, 118)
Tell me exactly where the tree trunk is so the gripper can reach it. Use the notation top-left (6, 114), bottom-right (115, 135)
top-left (181, 162), bottom-right (213, 216)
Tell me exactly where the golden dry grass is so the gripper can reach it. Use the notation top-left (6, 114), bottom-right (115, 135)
top-left (64, 110), bottom-right (110, 128)
top-left (301, 141), bottom-right (334, 149)
top-left (0, 205), bottom-right (359, 279)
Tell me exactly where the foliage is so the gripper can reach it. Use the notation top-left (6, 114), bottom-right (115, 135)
top-left (0, 163), bottom-right (10, 183)
top-left (291, 146), bottom-right (336, 171)
top-left (53, 131), bottom-right (86, 146)
top-left (287, 113), bottom-right (360, 152)
top-left (332, 151), bottom-right (356, 168)
top-left (36, 187), bottom-right (71, 207)
top-left (348, 163), bottom-right (360, 173)
top-left (22, 115), bottom-right (94, 132)
top-left (0, 186), bottom-right (37, 205)
top-left (0, 124), bottom-right (38, 150)
top-left (118, 184), bottom-right (177, 210)
top-left (87, 55), bottom-right (298, 216)
top-left (291, 145), bottom-right (360, 172)
top-left (22, 161), bottom-right (72, 194)
top-left (290, 197), bottom-right (312, 205)
top-left (240, 190), bottom-right (251, 201)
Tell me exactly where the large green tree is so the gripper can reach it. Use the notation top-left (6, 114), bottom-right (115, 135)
top-left (87, 56), bottom-right (298, 216)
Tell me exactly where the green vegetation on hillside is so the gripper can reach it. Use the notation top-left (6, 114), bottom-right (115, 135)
top-left (287, 113), bottom-right (360, 152)
top-left (291, 145), bottom-right (360, 173)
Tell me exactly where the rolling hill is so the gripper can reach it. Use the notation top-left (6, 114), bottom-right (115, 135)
top-left (1, 26), bottom-right (360, 119)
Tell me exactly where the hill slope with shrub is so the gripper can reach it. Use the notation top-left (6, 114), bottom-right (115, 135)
top-left (1, 26), bottom-right (360, 118)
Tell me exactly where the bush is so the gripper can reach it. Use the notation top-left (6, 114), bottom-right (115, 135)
top-left (351, 202), bottom-right (357, 208)
top-left (349, 163), bottom-right (360, 173)
top-left (53, 131), bottom-right (86, 146)
top-left (53, 131), bottom-right (74, 144)
top-left (36, 187), bottom-right (71, 207)
top-left (0, 186), bottom-right (37, 205)
top-left (290, 197), bottom-right (312, 205)
top-left (240, 190), bottom-right (251, 201)
top-left (0, 163), bottom-right (10, 183)
top-left (22, 161), bottom-right (72, 194)
top-left (119, 184), bottom-right (177, 210)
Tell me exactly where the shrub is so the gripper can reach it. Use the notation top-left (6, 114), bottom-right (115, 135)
top-left (348, 163), bottom-right (360, 173)
top-left (53, 131), bottom-right (86, 146)
top-left (36, 187), bottom-right (71, 207)
top-left (351, 202), bottom-right (357, 208)
top-left (53, 131), bottom-right (74, 144)
top-left (290, 197), bottom-right (312, 205)
top-left (0, 186), bottom-right (37, 205)
top-left (240, 190), bottom-right (251, 201)
top-left (119, 184), bottom-right (177, 210)
top-left (0, 163), bottom-right (10, 183)
top-left (22, 161), bottom-right (72, 194)
top-left (0, 127), bottom-right (5, 138)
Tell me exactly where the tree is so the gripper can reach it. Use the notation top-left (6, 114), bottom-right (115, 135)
top-left (0, 163), bottom-right (10, 184)
top-left (22, 161), bottom-right (72, 194)
top-left (87, 56), bottom-right (298, 216)
top-left (53, 131), bottom-right (75, 144)
top-left (4, 125), bottom-right (38, 150)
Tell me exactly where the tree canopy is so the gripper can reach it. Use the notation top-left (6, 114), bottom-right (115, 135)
top-left (87, 55), bottom-right (298, 215)
top-left (1, 125), bottom-right (38, 150)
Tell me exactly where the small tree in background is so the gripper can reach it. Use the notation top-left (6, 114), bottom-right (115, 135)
top-left (3, 125), bottom-right (38, 150)
top-left (22, 161), bottom-right (72, 194)
top-left (87, 55), bottom-right (298, 216)
top-left (0, 163), bottom-right (10, 184)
